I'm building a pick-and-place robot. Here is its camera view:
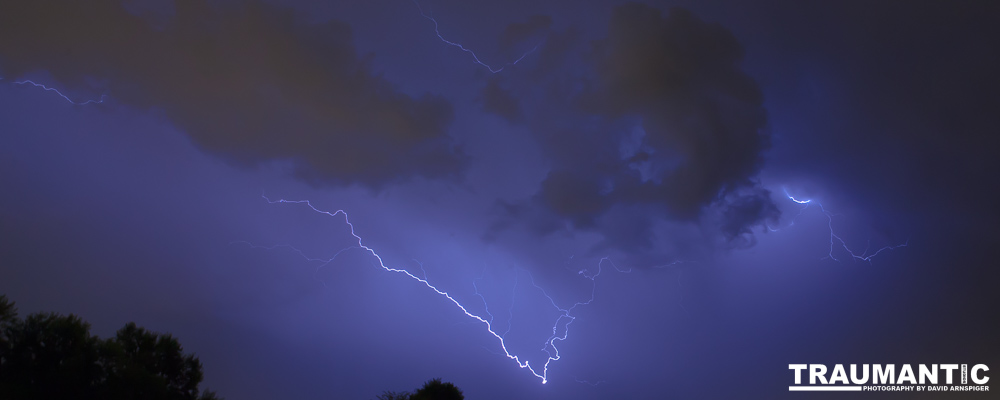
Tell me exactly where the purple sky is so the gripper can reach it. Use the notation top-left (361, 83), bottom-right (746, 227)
top-left (1, 1), bottom-right (998, 398)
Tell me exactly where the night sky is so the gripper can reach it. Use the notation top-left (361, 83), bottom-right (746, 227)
top-left (1, 0), bottom-right (998, 399)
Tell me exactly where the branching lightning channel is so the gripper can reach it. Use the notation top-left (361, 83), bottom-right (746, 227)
top-left (255, 195), bottom-right (626, 384)
top-left (573, 376), bottom-right (608, 387)
top-left (778, 188), bottom-right (909, 262)
top-left (412, 0), bottom-right (539, 73)
top-left (3, 78), bottom-right (106, 105)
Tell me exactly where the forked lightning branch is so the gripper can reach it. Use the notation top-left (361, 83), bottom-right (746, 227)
top-left (789, 364), bottom-right (990, 392)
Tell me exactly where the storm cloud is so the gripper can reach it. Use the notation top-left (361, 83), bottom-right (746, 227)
top-left (2, 1), bottom-right (997, 398)
top-left (484, 4), bottom-right (776, 264)
top-left (0, 0), bottom-right (463, 187)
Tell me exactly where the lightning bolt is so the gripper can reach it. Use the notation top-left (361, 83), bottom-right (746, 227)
top-left (252, 195), bottom-right (632, 384)
top-left (778, 188), bottom-right (909, 262)
top-left (6, 53), bottom-right (907, 388)
top-left (412, 0), bottom-right (540, 73)
top-left (783, 188), bottom-right (811, 205)
top-left (3, 78), bottom-right (106, 105)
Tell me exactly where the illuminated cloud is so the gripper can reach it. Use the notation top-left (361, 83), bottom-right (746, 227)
top-left (484, 4), bottom-right (776, 264)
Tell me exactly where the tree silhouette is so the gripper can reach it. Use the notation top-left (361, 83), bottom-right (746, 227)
top-left (100, 322), bottom-right (213, 400)
top-left (1, 311), bottom-right (103, 399)
top-left (0, 294), bottom-right (220, 400)
top-left (374, 378), bottom-right (464, 400)
top-left (375, 390), bottom-right (412, 400)
top-left (0, 295), bottom-right (18, 380)
top-left (410, 378), bottom-right (464, 400)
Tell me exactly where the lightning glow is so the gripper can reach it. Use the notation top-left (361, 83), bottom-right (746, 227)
top-left (782, 188), bottom-right (811, 204)
top-left (255, 195), bottom-right (629, 384)
top-left (4, 78), bottom-right (106, 105)
top-left (779, 188), bottom-right (908, 263)
top-left (412, 0), bottom-right (540, 73)
top-left (8, 68), bottom-right (908, 384)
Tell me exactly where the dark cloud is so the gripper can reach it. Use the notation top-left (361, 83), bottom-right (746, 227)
top-left (0, 0), bottom-right (463, 188)
top-left (479, 78), bottom-right (521, 121)
top-left (710, 185), bottom-right (780, 246)
top-left (497, 15), bottom-right (552, 57)
top-left (479, 14), bottom-right (553, 121)
top-left (485, 3), bottom-right (774, 265)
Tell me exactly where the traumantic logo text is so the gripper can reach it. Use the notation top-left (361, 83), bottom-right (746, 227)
top-left (789, 364), bottom-right (990, 392)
